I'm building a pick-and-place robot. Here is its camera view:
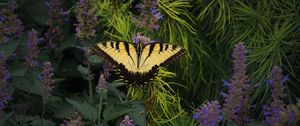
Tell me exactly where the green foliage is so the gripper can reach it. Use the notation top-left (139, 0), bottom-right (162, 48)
top-left (1, 0), bottom-right (300, 125)
top-left (191, 0), bottom-right (300, 105)
top-left (66, 98), bottom-right (98, 122)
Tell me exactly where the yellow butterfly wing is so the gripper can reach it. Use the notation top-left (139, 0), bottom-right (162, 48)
top-left (138, 43), bottom-right (186, 73)
top-left (92, 41), bottom-right (186, 85)
top-left (92, 41), bottom-right (138, 72)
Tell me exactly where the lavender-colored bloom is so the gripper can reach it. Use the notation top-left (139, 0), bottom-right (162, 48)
top-left (74, 0), bottom-right (97, 40)
top-left (102, 63), bottom-right (114, 80)
top-left (45, 26), bottom-right (61, 49)
top-left (95, 74), bottom-right (108, 93)
top-left (264, 66), bottom-right (287, 126)
top-left (132, 32), bottom-right (141, 44)
top-left (133, 0), bottom-right (163, 31)
top-left (44, 0), bottom-right (67, 49)
top-left (47, 0), bottom-right (66, 26)
top-left (132, 33), bottom-right (154, 45)
top-left (120, 115), bottom-right (135, 126)
top-left (0, 17), bottom-right (4, 22)
top-left (220, 91), bottom-right (228, 97)
top-left (0, 1), bottom-right (24, 43)
top-left (60, 111), bottom-right (84, 126)
top-left (286, 104), bottom-right (300, 124)
top-left (222, 42), bottom-right (251, 125)
top-left (269, 67), bottom-right (285, 102)
top-left (222, 80), bottom-right (231, 87)
top-left (41, 62), bottom-right (54, 97)
top-left (0, 52), bottom-right (12, 116)
top-left (194, 101), bottom-right (223, 126)
top-left (282, 75), bottom-right (289, 83)
top-left (96, 64), bottom-right (114, 93)
top-left (25, 29), bottom-right (40, 67)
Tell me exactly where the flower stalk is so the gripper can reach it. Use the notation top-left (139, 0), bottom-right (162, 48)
top-left (40, 61), bottom-right (54, 124)
top-left (0, 1), bottom-right (24, 43)
top-left (74, 0), bottom-right (97, 40)
top-left (222, 42), bottom-right (251, 124)
top-left (0, 52), bottom-right (11, 116)
top-left (25, 29), bottom-right (40, 67)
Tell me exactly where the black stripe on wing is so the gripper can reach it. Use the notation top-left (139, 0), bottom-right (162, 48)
top-left (92, 42), bottom-right (119, 66)
top-left (142, 43), bottom-right (186, 67)
top-left (160, 44), bottom-right (186, 67)
top-left (92, 41), bottom-right (138, 68)
top-left (123, 42), bottom-right (136, 66)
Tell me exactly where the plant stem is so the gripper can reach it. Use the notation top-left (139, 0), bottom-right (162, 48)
top-left (88, 77), bottom-right (93, 99)
top-left (87, 60), bottom-right (93, 100)
top-left (41, 97), bottom-right (46, 126)
top-left (97, 95), bottom-right (103, 126)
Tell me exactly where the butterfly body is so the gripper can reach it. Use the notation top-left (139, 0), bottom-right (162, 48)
top-left (92, 41), bottom-right (186, 86)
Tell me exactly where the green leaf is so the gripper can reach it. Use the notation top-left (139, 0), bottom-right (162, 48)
top-left (128, 108), bottom-right (146, 126)
top-left (22, 0), bottom-right (48, 25)
top-left (13, 115), bottom-right (54, 126)
top-left (77, 65), bottom-right (89, 75)
top-left (66, 98), bottom-right (97, 121)
top-left (30, 119), bottom-right (55, 126)
top-left (7, 80), bottom-right (15, 96)
top-left (108, 83), bottom-right (126, 98)
top-left (0, 112), bottom-right (14, 125)
top-left (9, 64), bottom-right (28, 77)
top-left (246, 121), bottom-right (267, 126)
top-left (15, 114), bottom-right (38, 123)
top-left (0, 39), bottom-right (21, 60)
top-left (225, 120), bottom-right (238, 126)
top-left (88, 55), bottom-right (103, 64)
top-left (59, 36), bottom-right (75, 51)
top-left (12, 70), bottom-right (43, 96)
top-left (53, 103), bottom-right (75, 118)
top-left (103, 101), bottom-right (144, 121)
top-left (47, 96), bottom-right (62, 103)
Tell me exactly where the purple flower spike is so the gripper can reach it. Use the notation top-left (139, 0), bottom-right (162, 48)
top-left (133, 0), bottom-right (163, 31)
top-left (45, 0), bottom-right (67, 49)
top-left (41, 62), bottom-right (55, 97)
top-left (132, 32), bottom-right (141, 44)
top-left (120, 115), bottom-right (135, 126)
top-left (74, 0), bottom-right (97, 40)
top-left (132, 33), bottom-right (153, 45)
top-left (96, 64), bottom-right (114, 94)
top-left (0, 52), bottom-right (12, 116)
top-left (222, 80), bottom-right (231, 87)
top-left (0, 16), bottom-right (4, 22)
top-left (220, 92), bottom-right (228, 97)
top-left (264, 66), bottom-right (288, 126)
top-left (0, 1), bottom-right (24, 43)
top-left (95, 74), bottom-right (108, 93)
top-left (25, 29), bottom-right (40, 67)
top-left (286, 104), bottom-right (300, 124)
top-left (47, 0), bottom-right (66, 26)
top-left (194, 101), bottom-right (223, 126)
top-left (222, 42), bottom-right (251, 125)
top-left (282, 75), bottom-right (289, 83)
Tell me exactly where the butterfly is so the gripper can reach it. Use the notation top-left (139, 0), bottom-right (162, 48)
top-left (91, 41), bottom-right (186, 86)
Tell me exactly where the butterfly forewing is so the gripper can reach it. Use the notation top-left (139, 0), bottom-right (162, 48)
top-left (94, 41), bottom-right (138, 72)
top-left (140, 43), bottom-right (185, 69)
